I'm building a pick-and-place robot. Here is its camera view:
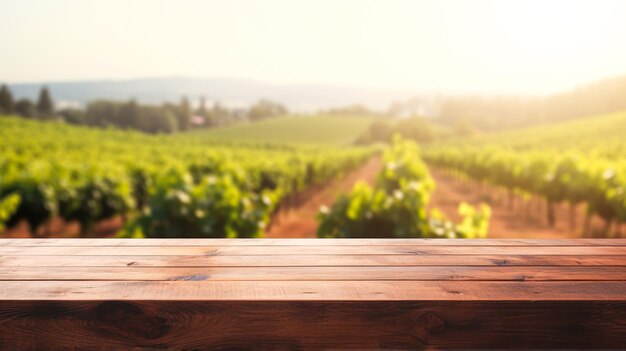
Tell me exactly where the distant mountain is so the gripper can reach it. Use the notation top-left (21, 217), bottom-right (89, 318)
top-left (7, 77), bottom-right (412, 112)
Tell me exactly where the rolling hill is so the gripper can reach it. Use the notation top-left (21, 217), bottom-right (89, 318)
top-left (197, 115), bottom-right (377, 145)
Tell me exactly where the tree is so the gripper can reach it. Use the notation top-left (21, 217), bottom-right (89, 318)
top-left (137, 106), bottom-right (178, 134)
top-left (197, 96), bottom-right (208, 117)
top-left (177, 96), bottom-right (191, 130)
top-left (354, 120), bottom-right (392, 145)
top-left (58, 108), bottom-right (85, 125)
top-left (209, 102), bottom-right (231, 127)
top-left (36, 86), bottom-right (54, 118)
top-left (15, 99), bottom-right (36, 118)
top-left (0, 84), bottom-right (14, 114)
top-left (248, 100), bottom-right (287, 121)
top-left (85, 100), bottom-right (118, 127)
top-left (118, 100), bottom-right (140, 129)
top-left (394, 117), bottom-right (438, 143)
top-left (162, 98), bottom-right (191, 131)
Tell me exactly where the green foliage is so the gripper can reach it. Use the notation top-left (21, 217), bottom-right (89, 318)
top-left (0, 193), bottom-right (21, 232)
top-left (424, 110), bottom-right (626, 227)
top-left (426, 202), bottom-right (491, 239)
top-left (355, 117), bottom-right (451, 145)
top-left (177, 97), bottom-right (191, 131)
top-left (36, 86), bottom-right (54, 117)
top-left (163, 98), bottom-right (192, 132)
top-left (57, 167), bottom-right (134, 236)
top-left (123, 171), bottom-right (275, 238)
top-left (318, 137), bottom-right (490, 238)
top-left (0, 116), bottom-right (376, 237)
top-left (14, 99), bottom-right (37, 118)
top-left (248, 100), bottom-right (287, 121)
top-left (58, 108), bottom-right (85, 125)
top-left (1, 165), bottom-right (58, 235)
top-left (354, 120), bottom-right (392, 145)
top-left (455, 202), bottom-right (491, 238)
top-left (85, 100), bottom-right (179, 134)
top-left (0, 84), bottom-right (14, 114)
top-left (138, 106), bottom-right (178, 134)
top-left (85, 100), bottom-right (121, 127)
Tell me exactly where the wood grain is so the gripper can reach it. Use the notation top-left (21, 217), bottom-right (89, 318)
top-left (1, 238), bottom-right (625, 349)
top-left (3, 254), bottom-right (625, 267)
top-left (2, 245), bottom-right (626, 256)
top-left (3, 266), bottom-right (626, 281)
top-left (1, 280), bottom-right (626, 300)
top-left (1, 301), bottom-right (625, 350)
top-left (2, 238), bottom-right (626, 246)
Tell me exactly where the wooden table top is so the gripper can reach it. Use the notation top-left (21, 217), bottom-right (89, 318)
top-left (2, 238), bottom-right (626, 349)
top-left (1, 238), bottom-right (625, 301)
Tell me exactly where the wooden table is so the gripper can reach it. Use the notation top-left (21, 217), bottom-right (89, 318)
top-left (1, 238), bottom-right (625, 349)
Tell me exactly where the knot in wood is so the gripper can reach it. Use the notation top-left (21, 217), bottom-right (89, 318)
top-left (95, 301), bottom-right (171, 340)
top-left (420, 311), bottom-right (447, 334)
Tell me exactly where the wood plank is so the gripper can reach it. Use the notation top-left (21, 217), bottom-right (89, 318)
top-left (1, 281), bottom-right (625, 300)
top-left (2, 245), bottom-right (626, 256)
top-left (2, 238), bottom-right (626, 246)
top-left (0, 238), bottom-right (625, 349)
top-left (2, 266), bottom-right (625, 281)
top-left (1, 301), bottom-right (624, 349)
top-left (3, 254), bottom-right (625, 267)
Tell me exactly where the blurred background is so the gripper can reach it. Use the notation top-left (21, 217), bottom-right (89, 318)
top-left (1, 0), bottom-right (626, 239)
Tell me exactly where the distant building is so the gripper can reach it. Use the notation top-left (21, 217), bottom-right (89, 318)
top-left (191, 115), bottom-right (205, 126)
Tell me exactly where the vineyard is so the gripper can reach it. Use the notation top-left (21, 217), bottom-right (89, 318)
top-left (0, 116), bottom-right (376, 238)
top-left (423, 111), bottom-right (626, 236)
top-left (318, 137), bottom-right (490, 239)
top-left (0, 114), bottom-right (494, 239)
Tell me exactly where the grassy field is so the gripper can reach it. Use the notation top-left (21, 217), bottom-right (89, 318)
top-left (197, 114), bottom-right (376, 145)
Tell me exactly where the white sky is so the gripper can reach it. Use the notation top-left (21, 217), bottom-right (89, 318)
top-left (1, 0), bottom-right (626, 94)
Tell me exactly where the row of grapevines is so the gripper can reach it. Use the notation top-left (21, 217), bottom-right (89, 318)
top-left (422, 111), bottom-right (626, 231)
top-left (317, 137), bottom-right (491, 238)
top-left (0, 193), bottom-right (20, 232)
top-left (0, 116), bottom-right (376, 237)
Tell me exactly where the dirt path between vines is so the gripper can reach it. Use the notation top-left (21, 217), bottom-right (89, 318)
top-left (265, 156), bottom-right (381, 238)
top-left (428, 166), bottom-right (620, 238)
